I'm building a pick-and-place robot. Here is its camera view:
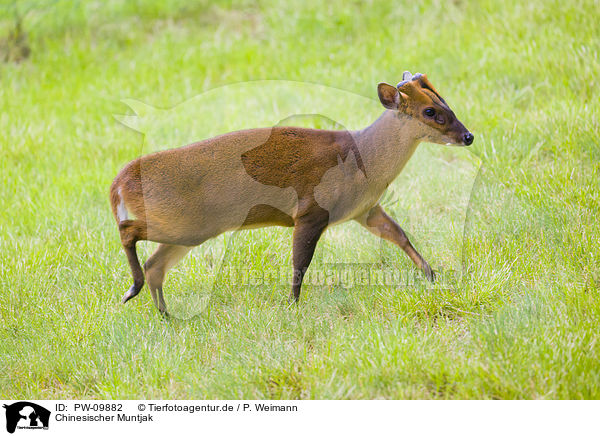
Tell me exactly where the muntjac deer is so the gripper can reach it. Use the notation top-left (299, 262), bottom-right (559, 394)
top-left (110, 72), bottom-right (474, 314)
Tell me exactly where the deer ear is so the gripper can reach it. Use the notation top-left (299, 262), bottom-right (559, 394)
top-left (377, 83), bottom-right (403, 110)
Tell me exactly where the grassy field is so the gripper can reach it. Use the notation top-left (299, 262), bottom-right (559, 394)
top-left (1, 0), bottom-right (599, 399)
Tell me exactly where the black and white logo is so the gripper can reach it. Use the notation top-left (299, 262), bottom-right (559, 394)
top-left (3, 402), bottom-right (50, 434)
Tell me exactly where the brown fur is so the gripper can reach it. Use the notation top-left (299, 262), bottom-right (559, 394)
top-left (241, 204), bottom-right (295, 228)
top-left (110, 74), bottom-right (473, 313)
top-left (395, 74), bottom-right (469, 144)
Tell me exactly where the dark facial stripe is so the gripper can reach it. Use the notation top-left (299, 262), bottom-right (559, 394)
top-left (420, 83), bottom-right (448, 109)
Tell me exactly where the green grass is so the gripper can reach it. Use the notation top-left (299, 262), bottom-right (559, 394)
top-left (1, 0), bottom-right (599, 399)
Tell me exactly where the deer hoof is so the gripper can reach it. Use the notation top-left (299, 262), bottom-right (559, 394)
top-left (121, 284), bottom-right (141, 304)
top-left (422, 262), bottom-right (436, 282)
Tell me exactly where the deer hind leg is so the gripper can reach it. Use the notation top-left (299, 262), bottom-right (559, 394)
top-left (119, 219), bottom-right (148, 304)
top-left (356, 205), bottom-right (435, 281)
top-left (144, 244), bottom-right (193, 314)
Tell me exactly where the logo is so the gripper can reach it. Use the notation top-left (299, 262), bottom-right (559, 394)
top-left (2, 402), bottom-right (50, 433)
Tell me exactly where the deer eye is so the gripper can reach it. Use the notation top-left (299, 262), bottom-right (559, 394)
top-left (424, 108), bottom-right (435, 117)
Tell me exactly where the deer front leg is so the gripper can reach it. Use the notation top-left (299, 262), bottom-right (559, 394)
top-left (356, 204), bottom-right (434, 281)
top-left (290, 211), bottom-right (329, 302)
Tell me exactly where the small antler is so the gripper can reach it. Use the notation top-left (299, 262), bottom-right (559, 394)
top-left (398, 71), bottom-right (423, 88)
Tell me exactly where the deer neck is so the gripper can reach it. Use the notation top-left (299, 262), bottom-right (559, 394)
top-left (352, 110), bottom-right (425, 189)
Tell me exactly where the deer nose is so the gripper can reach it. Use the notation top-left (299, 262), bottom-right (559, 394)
top-left (463, 132), bottom-right (474, 145)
